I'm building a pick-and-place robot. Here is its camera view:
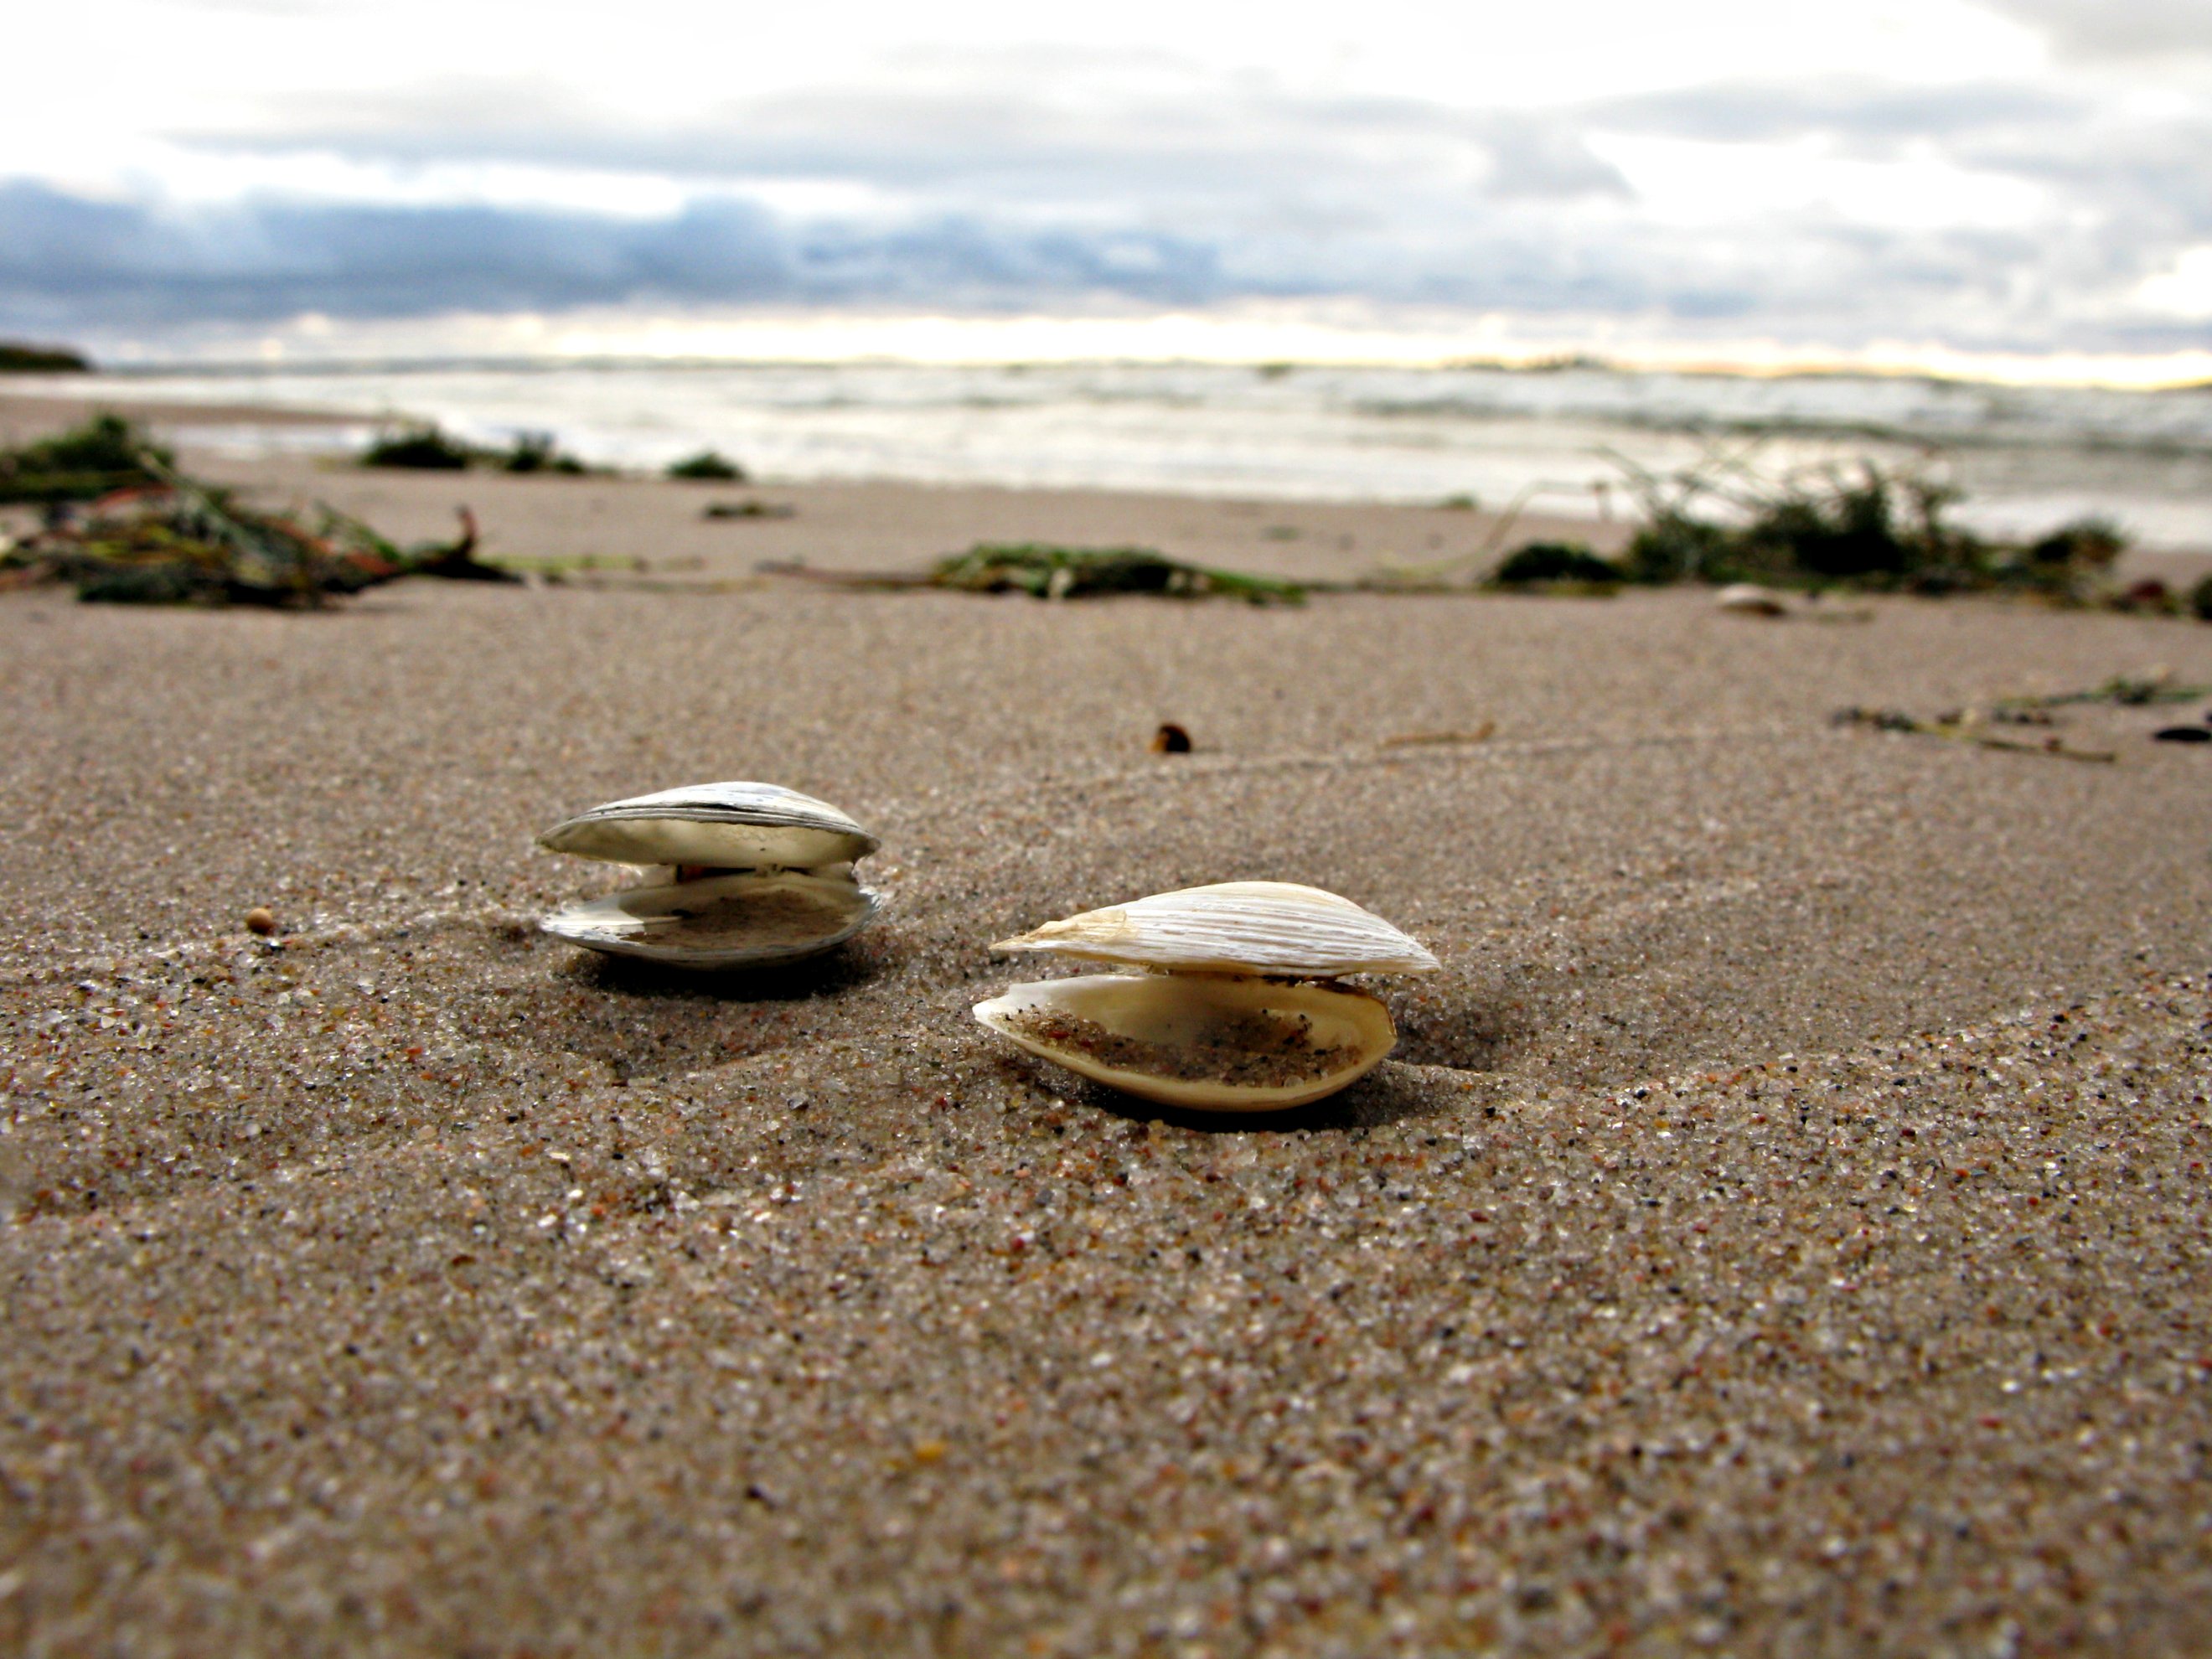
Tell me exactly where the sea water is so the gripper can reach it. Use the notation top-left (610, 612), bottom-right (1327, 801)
top-left (18, 358), bottom-right (2212, 550)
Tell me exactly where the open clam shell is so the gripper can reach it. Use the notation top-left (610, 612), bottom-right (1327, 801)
top-left (537, 781), bottom-right (880, 969)
top-left (990, 880), bottom-right (1439, 979)
top-left (974, 973), bottom-right (1396, 1112)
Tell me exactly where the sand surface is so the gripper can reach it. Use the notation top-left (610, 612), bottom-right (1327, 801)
top-left (4, 410), bottom-right (2212, 1655)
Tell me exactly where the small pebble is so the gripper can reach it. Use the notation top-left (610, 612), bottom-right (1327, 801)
top-left (244, 907), bottom-right (278, 936)
top-left (2152, 726), bottom-right (2210, 743)
top-left (1150, 722), bottom-right (1193, 754)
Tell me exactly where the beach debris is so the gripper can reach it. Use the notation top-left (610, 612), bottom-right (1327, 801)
top-left (493, 552), bottom-right (647, 581)
top-left (934, 544), bottom-right (1305, 603)
top-left (1610, 448), bottom-right (2144, 602)
top-left (0, 412), bottom-right (173, 504)
top-left (974, 881), bottom-right (1439, 1111)
top-left (1832, 706), bottom-right (2116, 762)
top-left (498, 432), bottom-right (589, 475)
top-left (536, 781), bottom-right (881, 970)
top-left (1150, 722), bottom-right (1193, 754)
top-left (244, 907), bottom-right (278, 937)
top-left (1993, 672), bottom-right (2212, 712)
top-left (2115, 578), bottom-right (2171, 611)
top-left (3, 461), bottom-right (510, 604)
top-left (1491, 541), bottom-right (1622, 589)
top-left (1714, 581), bottom-right (1791, 617)
top-left (360, 422), bottom-right (592, 474)
top-left (667, 450), bottom-right (747, 482)
top-left (704, 499), bottom-right (795, 520)
top-left (758, 544), bottom-right (1306, 604)
top-left (2153, 726), bottom-right (2211, 744)
top-left (1379, 722), bottom-right (1495, 748)
top-left (359, 424), bottom-right (473, 470)
top-left (1389, 443), bottom-right (2153, 607)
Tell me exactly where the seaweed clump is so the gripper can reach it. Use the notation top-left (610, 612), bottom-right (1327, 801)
top-left (930, 543), bottom-right (1305, 604)
top-left (667, 450), bottom-right (747, 482)
top-left (1491, 541), bottom-right (1623, 589)
top-left (360, 424), bottom-right (475, 470)
top-left (757, 542), bottom-right (1306, 603)
top-left (2191, 574), bottom-right (2212, 623)
top-left (0, 413), bottom-right (175, 504)
top-left (4, 468), bottom-right (514, 607)
top-left (361, 424), bottom-right (592, 474)
top-left (498, 432), bottom-right (589, 475)
top-left (1612, 451), bottom-right (2126, 600)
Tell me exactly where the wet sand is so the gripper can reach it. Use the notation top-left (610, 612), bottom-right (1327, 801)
top-left (4, 413), bottom-right (2212, 1655)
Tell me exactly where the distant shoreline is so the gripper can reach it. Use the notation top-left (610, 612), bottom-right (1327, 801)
top-left (7, 376), bottom-right (2207, 563)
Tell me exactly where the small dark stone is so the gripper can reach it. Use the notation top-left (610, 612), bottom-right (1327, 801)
top-left (1150, 722), bottom-right (1193, 754)
top-left (2152, 726), bottom-right (2210, 743)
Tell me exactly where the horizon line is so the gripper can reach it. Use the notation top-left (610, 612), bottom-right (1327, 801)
top-left (28, 308), bottom-right (2212, 394)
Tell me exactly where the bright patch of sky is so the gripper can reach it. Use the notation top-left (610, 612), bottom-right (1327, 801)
top-left (2138, 248), bottom-right (2212, 320)
top-left (1589, 137), bottom-right (2053, 231)
top-left (4, 0), bottom-right (2210, 379)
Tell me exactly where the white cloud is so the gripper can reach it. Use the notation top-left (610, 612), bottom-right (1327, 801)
top-left (1590, 134), bottom-right (2051, 230)
top-left (2137, 246), bottom-right (2212, 318)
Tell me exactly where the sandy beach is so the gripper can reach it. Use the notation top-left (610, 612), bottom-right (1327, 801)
top-left (4, 396), bottom-right (2212, 1655)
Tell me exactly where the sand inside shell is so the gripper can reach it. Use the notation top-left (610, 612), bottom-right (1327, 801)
top-left (1004, 1004), bottom-right (1357, 1088)
top-left (624, 883), bottom-right (855, 951)
top-left (543, 868), bottom-right (876, 964)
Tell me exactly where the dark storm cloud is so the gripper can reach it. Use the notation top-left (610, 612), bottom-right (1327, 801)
top-left (5, 166), bottom-right (2205, 355)
top-left (0, 181), bottom-right (1232, 326)
top-left (0, 73), bottom-right (1650, 332)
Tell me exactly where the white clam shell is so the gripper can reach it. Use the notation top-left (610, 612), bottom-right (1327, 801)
top-left (974, 973), bottom-right (1396, 1112)
top-left (541, 869), bottom-right (879, 970)
top-left (537, 780), bottom-right (877, 871)
top-left (990, 881), bottom-right (1438, 979)
top-left (537, 781), bottom-right (880, 969)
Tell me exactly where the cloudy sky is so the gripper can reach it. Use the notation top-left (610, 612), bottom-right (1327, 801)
top-left (5, 0), bottom-right (2211, 373)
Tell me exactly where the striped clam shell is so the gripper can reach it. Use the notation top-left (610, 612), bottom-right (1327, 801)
top-left (990, 881), bottom-right (1438, 979)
